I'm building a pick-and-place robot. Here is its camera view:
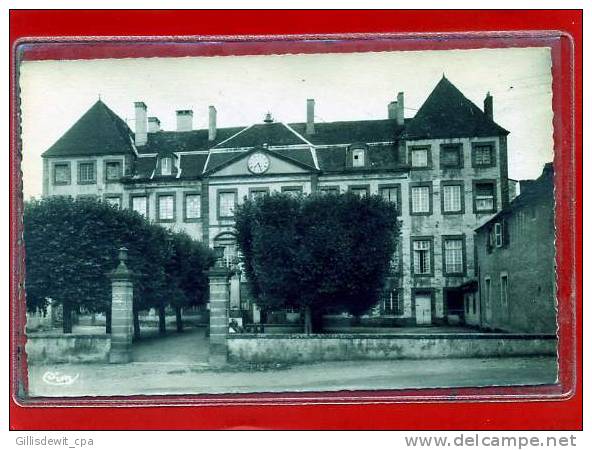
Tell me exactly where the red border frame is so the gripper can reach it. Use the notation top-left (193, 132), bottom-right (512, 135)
top-left (9, 10), bottom-right (582, 430)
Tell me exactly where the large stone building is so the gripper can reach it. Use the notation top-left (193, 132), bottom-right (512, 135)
top-left (41, 76), bottom-right (511, 326)
top-left (469, 163), bottom-right (555, 333)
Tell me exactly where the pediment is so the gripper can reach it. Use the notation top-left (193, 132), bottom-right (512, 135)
top-left (207, 149), bottom-right (315, 177)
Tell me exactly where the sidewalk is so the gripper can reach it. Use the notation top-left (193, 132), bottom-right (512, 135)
top-left (27, 355), bottom-right (557, 397)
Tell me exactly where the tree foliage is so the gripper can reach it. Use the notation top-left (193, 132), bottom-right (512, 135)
top-left (24, 196), bottom-right (214, 332)
top-left (235, 192), bottom-right (400, 331)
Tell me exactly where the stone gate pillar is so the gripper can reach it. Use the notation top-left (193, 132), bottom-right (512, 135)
top-left (208, 246), bottom-right (230, 365)
top-left (109, 247), bottom-right (134, 364)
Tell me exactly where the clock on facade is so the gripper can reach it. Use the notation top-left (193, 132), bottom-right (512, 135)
top-left (247, 152), bottom-right (270, 174)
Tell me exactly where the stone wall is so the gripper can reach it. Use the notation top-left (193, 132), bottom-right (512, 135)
top-left (475, 166), bottom-right (555, 333)
top-left (26, 333), bottom-right (111, 364)
top-left (228, 333), bottom-right (556, 363)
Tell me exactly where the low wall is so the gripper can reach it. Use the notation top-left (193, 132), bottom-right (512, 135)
top-left (228, 333), bottom-right (557, 363)
top-left (26, 333), bottom-right (111, 364)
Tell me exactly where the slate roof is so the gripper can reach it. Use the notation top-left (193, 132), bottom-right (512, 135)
top-left (179, 153), bottom-right (209, 178)
top-left (289, 119), bottom-right (404, 146)
top-left (45, 77), bottom-right (509, 176)
top-left (315, 144), bottom-right (402, 173)
top-left (42, 100), bottom-right (134, 157)
top-left (213, 122), bottom-right (309, 148)
top-left (132, 156), bottom-right (156, 179)
top-left (139, 127), bottom-right (244, 154)
top-left (403, 76), bottom-right (509, 140)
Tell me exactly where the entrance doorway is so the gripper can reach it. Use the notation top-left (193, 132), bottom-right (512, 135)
top-left (444, 288), bottom-right (465, 325)
top-left (415, 293), bottom-right (432, 325)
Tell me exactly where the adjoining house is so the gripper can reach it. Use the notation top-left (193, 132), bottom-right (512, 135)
top-left (469, 163), bottom-right (555, 333)
top-left (41, 76), bottom-right (513, 327)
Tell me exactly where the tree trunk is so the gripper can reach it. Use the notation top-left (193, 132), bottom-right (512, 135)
top-left (105, 308), bottom-right (112, 334)
top-left (175, 306), bottom-right (183, 333)
top-left (303, 305), bottom-right (313, 334)
top-left (62, 302), bottom-right (73, 334)
top-left (158, 304), bottom-right (166, 335)
top-left (133, 304), bottom-right (140, 340)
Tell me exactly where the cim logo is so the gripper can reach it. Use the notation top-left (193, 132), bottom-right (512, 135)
top-left (42, 370), bottom-right (80, 386)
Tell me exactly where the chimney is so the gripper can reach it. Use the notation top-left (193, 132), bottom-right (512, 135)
top-left (484, 92), bottom-right (493, 120)
top-left (396, 92), bottom-right (405, 126)
top-left (208, 105), bottom-right (217, 141)
top-left (134, 101), bottom-right (147, 146)
top-left (148, 117), bottom-right (161, 133)
top-left (306, 99), bottom-right (315, 135)
top-left (388, 101), bottom-right (398, 119)
top-left (176, 110), bottom-right (193, 132)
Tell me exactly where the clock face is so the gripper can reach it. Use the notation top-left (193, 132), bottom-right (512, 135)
top-left (247, 152), bottom-right (270, 174)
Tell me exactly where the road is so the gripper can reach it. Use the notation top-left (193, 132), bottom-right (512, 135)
top-left (27, 356), bottom-right (557, 397)
top-left (26, 327), bottom-right (557, 397)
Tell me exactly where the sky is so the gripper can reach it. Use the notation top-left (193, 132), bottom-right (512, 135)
top-left (19, 47), bottom-right (553, 199)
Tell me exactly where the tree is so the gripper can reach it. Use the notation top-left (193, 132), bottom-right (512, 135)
top-left (164, 231), bottom-right (215, 333)
top-left (234, 192), bottom-right (400, 333)
top-left (24, 196), bottom-right (213, 334)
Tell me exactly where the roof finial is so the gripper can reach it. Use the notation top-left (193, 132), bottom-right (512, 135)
top-left (442, 72), bottom-right (447, 79)
top-left (98, 93), bottom-right (102, 101)
top-left (264, 111), bottom-right (274, 123)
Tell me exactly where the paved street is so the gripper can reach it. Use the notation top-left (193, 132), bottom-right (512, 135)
top-left (27, 327), bottom-right (557, 397)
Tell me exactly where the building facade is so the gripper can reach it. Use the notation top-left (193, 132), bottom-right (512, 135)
top-left (42, 76), bottom-right (511, 326)
top-left (470, 163), bottom-right (555, 333)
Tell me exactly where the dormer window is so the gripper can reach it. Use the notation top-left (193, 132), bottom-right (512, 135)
top-left (352, 148), bottom-right (365, 167)
top-left (161, 157), bottom-right (172, 176)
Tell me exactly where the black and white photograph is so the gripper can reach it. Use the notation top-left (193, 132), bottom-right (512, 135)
top-left (18, 46), bottom-right (558, 397)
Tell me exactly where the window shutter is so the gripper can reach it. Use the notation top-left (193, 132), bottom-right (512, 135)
top-left (502, 218), bottom-right (510, 247)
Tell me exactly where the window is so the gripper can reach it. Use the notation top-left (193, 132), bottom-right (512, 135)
top-left (132, 196), bottom-right (148, 217)
top-left (474, 182), bottom-right (495, 212)
top-left (444, 238), bottom-right (464, 274)
top-left (319, 186), bottom-right (339, 195)
top-left (442, 184), bottom-right (462, 213)
top-left (412, 239), bottom-right (432, 275)
top-left (350, 186), bottom-right (369, 197)
top-left (440, 144), bottom-right (462, 168)
top-left (472, 143), bottom-right (495, 167)
top-left (411, 185), bottom-right (431, 214)
top-left (352, 148), bottom-right (365, 167)
top-left (410, 147), bottom-right (429, 168)
top-left (472, 294), bottom-right (477, 314)
top-left (105, 161), bottom-right (122, 182)
top-left (249, 188), bottom-right (269, 201)
top-left (161, 157), bottom-right (172, 176)
top-left (379, 185), bottom-right (399, 210)
top-left (486, 226), bottom-right (497, 254)
top-left (494, 222), bottom-right (503, 247)
top-left (281, 186), bottom-right (303, 197)
top-left (218, 191), bottom-right (236, 218)
top-left (78, 162), bottom-right (96, 184)
top-left (105, 196), bottom-right (122, 208)
top-left (184, 194), bottom-right (201, 220)
top-left (53, 163), bottom-right (70, 185)
top-left (158, 194), bottom-right (175, 221)
top-left (500, 274), bottom-right (509, 309)
top-left (382, 289), bottom-right (403, 315)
